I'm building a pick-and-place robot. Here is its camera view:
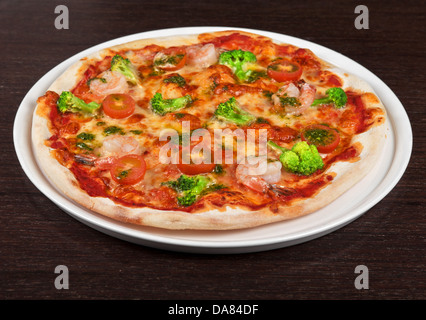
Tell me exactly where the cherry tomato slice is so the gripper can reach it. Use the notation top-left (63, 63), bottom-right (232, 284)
top-left (154, 47), bottom-right (187, 71)
top-left (267, 59), bottom-right (303, 82)
top-left (177, 162), bottom-right (216, 175)
top-left (177, 144), bottom-right (216, 175)
top-left (110, 154), bottom-right (146, 185)
top-left (102, 94), bottom-right (136, 119)
top-left (301, 124), bottom-right (340, 153)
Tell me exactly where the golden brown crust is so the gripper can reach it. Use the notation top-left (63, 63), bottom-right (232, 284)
top-left (32, 30), bottom-right (388, 230)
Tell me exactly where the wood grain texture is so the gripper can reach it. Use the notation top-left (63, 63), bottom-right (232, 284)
top-left (0, 0), bottom-right (424, 300)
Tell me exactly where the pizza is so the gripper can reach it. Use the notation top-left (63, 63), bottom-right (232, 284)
top-left (32, 30), bottom-right (387, 230)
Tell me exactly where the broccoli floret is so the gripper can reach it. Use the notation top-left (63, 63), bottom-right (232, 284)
top-left (150, 92), bottom-right (193, 115)
top-left (57, 91), bottom-right (100, 114)
top-left (268, 140), bottom-right (324, 175)
top-left (219, 49), bottom-right (257, 81)
top-left (279, 150), bottom-right (300, 173)
top-left (110, 54), bottom-right (140, 85)
top-left (214, 97), bottom-right (256, 126)
top-left (291, 141), bottom-right (324, 175)
top-left (163, 175), bottom-right (211, 207)
top-left (164, 174), bottom-right (197, 192)
top-left (311, 87), bottom-right (348, 108)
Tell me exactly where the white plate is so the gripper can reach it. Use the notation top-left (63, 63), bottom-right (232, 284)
top-left (13, 27), bottom-right (412, 254)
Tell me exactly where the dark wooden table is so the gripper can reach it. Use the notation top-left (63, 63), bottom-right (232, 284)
top-left (1, 0), bottom-right (424, 301)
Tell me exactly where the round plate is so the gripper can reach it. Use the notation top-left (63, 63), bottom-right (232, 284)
top-left (13, 27), bottom-right (412, 254)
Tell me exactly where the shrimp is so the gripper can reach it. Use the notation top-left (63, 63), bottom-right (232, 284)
top-left (235, 159), bottom-right (282, 193)
top-left (298, 82), bottom-right (316, 110)
top-left (190, 64), bottom-right (235, 95)
top-left (272, 81), bottom-right (316, 115)
top-left (72, 136), bottom-right (143, 170)
top-left (159, 81), bottom-right (186, 100)
top-left (89, 70), bottom-right (129, 97)
top-left (274, 82), bottom-right (300, 100)
top-left (186, 43), bottom-right (219, 69)
top-left (100, 135), bottom-right (142, 157)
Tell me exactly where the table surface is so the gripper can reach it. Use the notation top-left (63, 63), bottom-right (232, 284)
top-left (1, 0), bottom-right (424, 300)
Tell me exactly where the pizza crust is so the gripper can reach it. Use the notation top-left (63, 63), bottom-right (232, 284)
top-left (31, 30), bottom-right (388, 230)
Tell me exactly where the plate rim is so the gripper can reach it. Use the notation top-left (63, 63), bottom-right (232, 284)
top-left (13, 26), bottom-right (413, 253)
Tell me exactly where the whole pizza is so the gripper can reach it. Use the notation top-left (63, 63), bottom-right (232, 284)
top-left (32, 30), bottom-right (387, 230)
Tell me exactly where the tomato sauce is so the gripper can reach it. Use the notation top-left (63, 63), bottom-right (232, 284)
top-left (49, 137), bottom-right (64, 150)
top-left (42, 91), bottom-right (63, 135)
top-left (208, 33), bottom-right (257, 51)
top-left (245, 123), bottom-right (298, 143)
top-left (111, 185), bottom-right (147, 208)
top-left (333, 145), bottom-right (359, 162)
top-left (69, 163), bottom-right (107, 197)
top-left (326, 74), bottom-right (343, 87)
top-left (291, 48), bottom-right (321, 70)
top-left (274, 43), bottom-right (298, 57)
top-left (345, 92), bottom-right (366, 134)
top-left (272, 174), bottom-right (334, 203)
